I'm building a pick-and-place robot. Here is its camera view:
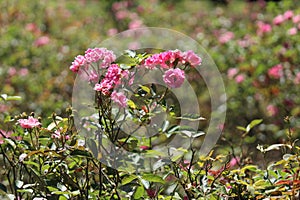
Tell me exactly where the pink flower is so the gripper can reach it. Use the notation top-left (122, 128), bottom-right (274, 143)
top-left (256, 21), bottom-right (272, 36)
top-left (111, 91), bottom-right (128, 108)
top-left (182, 50), bottom-right (202, 67)
top-left (0, 130), bottom-right (12, 144)
top-left (294, 72), bottom-right (300, 84)
top-left (144, 50), bottom-right (201, 69)
top-left (25, 23), bottom-right (38, 32)
top-left (19, 68), bottom-right (29, 77)
top-left (115, 10), bottom-right (128, 20)
top-left (268, 64), bottom-right (283, 79)
top-left (267, 104), bottom-right (279, 116)
top-left (34, 36), bottom-right (50, 47)
top-left (128, 19), bottom-right (143, 29)
top-left (287, 27), bottom-right (297, 35)
top-left (235, 74), bottom-right (245, 84)
top-left (218, 31), bottom-right (234, 44)
top-left (107, 28), bottom-right (118, 36)
top-left (284, 10), bottom-right (293, 20)
top-left (70, 55), bottom-right (86, 72)
top-left (105, 64), bottom-right (122, 85)
top-left (292, 14), bottom-right (300, 23)
top-left (88, 70), bottom-right (98, 83)
top-left (227, 68), bottom-right (239, 79)
top-left (8, 67), bottom-right (17, 76)
top-left (94, 80), bottom-right (113, 95)
top-left (228, 157), bottom-right (240, 168)
top-left (163, 68), bottom-right (185, 88)
top-left (84, 48), bottom-right (116, 67)
top-left (140, 145), bottom-right (149, 150)
top-left (273, 14), bottom-right (285, 25)
top-left (18, 116), bottom-right (41, 129)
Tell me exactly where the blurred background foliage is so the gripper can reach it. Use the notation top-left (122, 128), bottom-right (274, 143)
top-left (0, 0), bottom-right (300, 161)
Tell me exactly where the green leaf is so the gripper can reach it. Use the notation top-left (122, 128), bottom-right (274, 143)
top-left (47, 186), bottom-right (59, 192)
top-left (17, 189), bottom-right (33, 193)
top-left (58, 196), bottom-right (68, 200)
top-left (6, 96), bottom-right (22, 101)
top-left (174, 114), bottom-right (205, 121)
top-left (122, 175), bottom-right (138, 185)
top-left (70, 149), bottom-right (93, 157)
top-left (134, 186), bottom-right (145, 199)
top-left (142, 174), bottom-right (165, 184)
top-left (139, 85), bottom-right (150, 94)
top-left (127, 100), bottom-right (136, 109)
top-left (246, 119), bottom-right (263, 132)
top-left (236, 126), bottom-right (247, 132)
top-left (0, 94), bottom-right (22, 101)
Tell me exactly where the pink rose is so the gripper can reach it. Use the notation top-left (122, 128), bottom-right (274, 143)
top-left (34, 36), bottom-right (50, 47)
top-left (111, 91), bottom-right (128, 108)
top-left (227, 68), bottom-right (239, 79)
top-left (294, 72), bottom-right (300, 84)
top-left (267, 104), bottom-right (279, 116)
top-left (218, 31), bottom-right (234, 44)
top-left (163, 68), bottom-right (185, 88)
top-left (257, 21), bottom-right (272, 36)
top-left (287, 27), bottom-right (297, 35)
top-left (284, 10), bottom-right (293, 20)
top-left (292, 14), bottom-right (300, 23)
top-left (235, 74), bottom-right (245, 84)
top-left (182, 50), bottom-right (202, 66)
top-left (0, 130), bottom-right (12, 144)
top-left (273, 14), bottom-right (285, 25)
top-left (70, 55), bottom-right (86, 72)
top-left (268, 64), bottom-right (283, 79)
top-left (18, 116), bottom-right (41, 129)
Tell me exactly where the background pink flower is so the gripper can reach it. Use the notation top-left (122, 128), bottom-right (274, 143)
top-left (182, 50), bottom-right (202, 66)
top-left (283, 10), bottom-right (293, 20)
top-left (163, 68), bottom-right (185, 88)
top-left (273, 14), bottom-right (285, 25)
top-left (111, 91), bottom-right (128, 108)
top-left (268, 64), bottom-right (283, 79)
top-left (227, 68), bottom-right (239, 79)
top-left (34, 36), bottom-right (50, 47)
top-left (235, 74), bottom-right (245, 84)
top-left (294, 72), bottom-right (300, 84)
top-left (287, 27), bottom-right (297, 35)
top-left (218, 31), bottom-right (234, 44)
top-left (266, 104), bottom-right (279, 116)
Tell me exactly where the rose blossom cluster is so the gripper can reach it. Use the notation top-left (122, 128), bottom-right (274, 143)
top-left (94, 64), bottom-right (129, 96)
top-left (70, 48), bottom-right (116, 73)
top-left (144, 49), bottom-right (202, 69)
top-left (70, 48), bottom-right (202, 106)
top-left (144, 50), bottom-right (201, 88)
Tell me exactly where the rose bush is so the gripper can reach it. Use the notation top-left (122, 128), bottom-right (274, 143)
top-left (0, 0), bottom-right (300, 199)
